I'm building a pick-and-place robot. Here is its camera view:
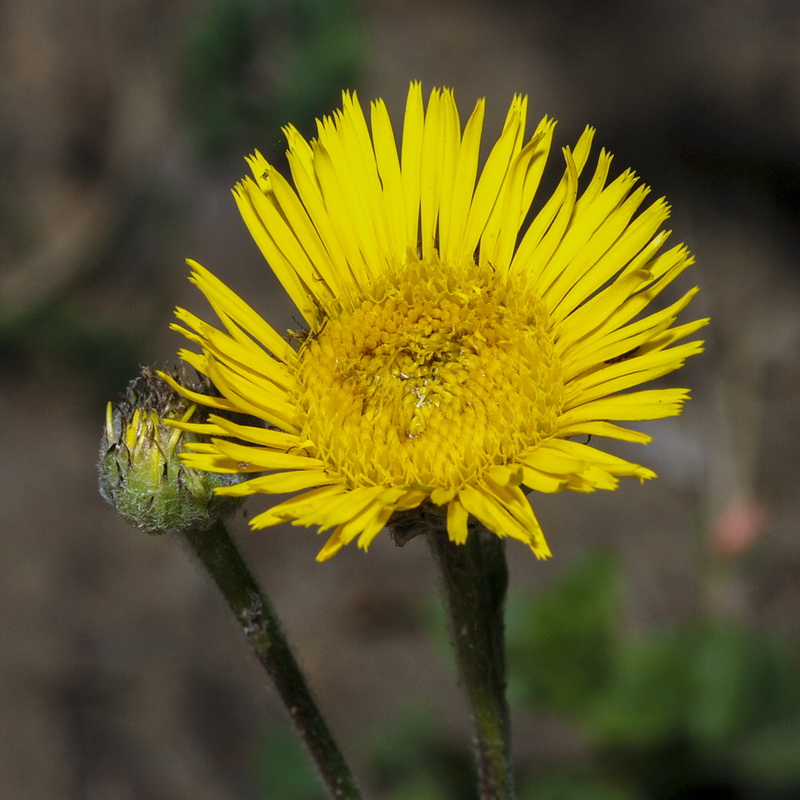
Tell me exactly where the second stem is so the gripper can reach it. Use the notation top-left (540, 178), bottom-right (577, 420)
top-left (428, 524), bottom-right (514, 800)
top-left (183, 520), bottom-right (363, 800)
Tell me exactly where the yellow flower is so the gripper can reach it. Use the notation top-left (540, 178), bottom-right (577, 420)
top-left (162, 83), bottom-right (708, 561)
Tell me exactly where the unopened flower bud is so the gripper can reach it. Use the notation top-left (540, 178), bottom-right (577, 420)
top-left (99, 366), bottom-right (243, 533)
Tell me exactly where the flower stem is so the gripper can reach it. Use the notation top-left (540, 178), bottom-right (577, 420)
top-left (183, 520), bottom-right (363, 800)
top-left (428, 524), bottom-right (514, 800)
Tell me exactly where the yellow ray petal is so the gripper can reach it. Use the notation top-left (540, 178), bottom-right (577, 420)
top-left (447, 497), bottom-right (470, 544)
top-left (555, 420), bottom-right (653, 444)
top-left (216, 469), bottom-right (340, 496)
top-left (209, 438), bottom-right (325, 471)
top-left (440, 97), bottom-right (485, 263)
top-left (564, 340), bottom-right (706, 407)
top-left (458, 100), bottom-right (527, 263)
top-left (459, 483), bottom-right (551, 557)
top-left (420, 87), bottom-right (443, 258)
top-left (559, 388), bottom-right (691, 424)
top-left (186, 260), bottom-right (297, 364)
top-left (401, 81), bottom-right (424, 250)
top-left (370, 98), bottom-right (407, 257)
top-left (157, 370), bottom-right (240, 413)
top-left (206, 415), bottom-right (305, 450)
top-left (249, 485), bottom-right (347, 529)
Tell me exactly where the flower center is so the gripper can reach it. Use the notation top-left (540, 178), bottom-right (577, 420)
top-left (296, 257), bottom-right (564, 491)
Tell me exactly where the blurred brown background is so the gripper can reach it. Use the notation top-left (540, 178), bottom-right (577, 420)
top-left (2, 0), bottom-right (800, 798)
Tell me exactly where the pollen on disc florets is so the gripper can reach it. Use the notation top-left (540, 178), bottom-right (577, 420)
top-left (296, 256), bottom-right (565, 492)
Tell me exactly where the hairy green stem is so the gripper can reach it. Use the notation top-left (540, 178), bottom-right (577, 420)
top-left (183, 520), bottom-right (363, 800)
top-left (428, 524), bottom-right (514, 800)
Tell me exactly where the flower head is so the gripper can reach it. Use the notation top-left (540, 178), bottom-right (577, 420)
top-left (99, 367), bottom-right (243, 533)
top-left (163, 83), bottom-right (708, 560)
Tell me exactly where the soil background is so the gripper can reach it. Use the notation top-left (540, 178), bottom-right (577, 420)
top-left (2, 1), bottom-right (800, 798)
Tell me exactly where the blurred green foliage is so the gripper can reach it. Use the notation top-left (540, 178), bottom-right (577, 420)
top-left (0, 298), bottom-right (144, 403)
top-left (510, 552), bottom-right (800, 798)
top-left (181, 0), bottom-right (363, 160)
top-left (518, 770), bottom-right (638, 800)
top-left (505, 551), bottom-right (619, 714)
top-left (252, 729), bottom-right (322, 800)
top-left (0, 182), bottom-right (182, 404)
top-left (367, 706), bottom-right (477, 800)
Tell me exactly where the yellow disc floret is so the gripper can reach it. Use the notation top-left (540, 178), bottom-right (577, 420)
top-left (297, 257), bottom-right (564, 492)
